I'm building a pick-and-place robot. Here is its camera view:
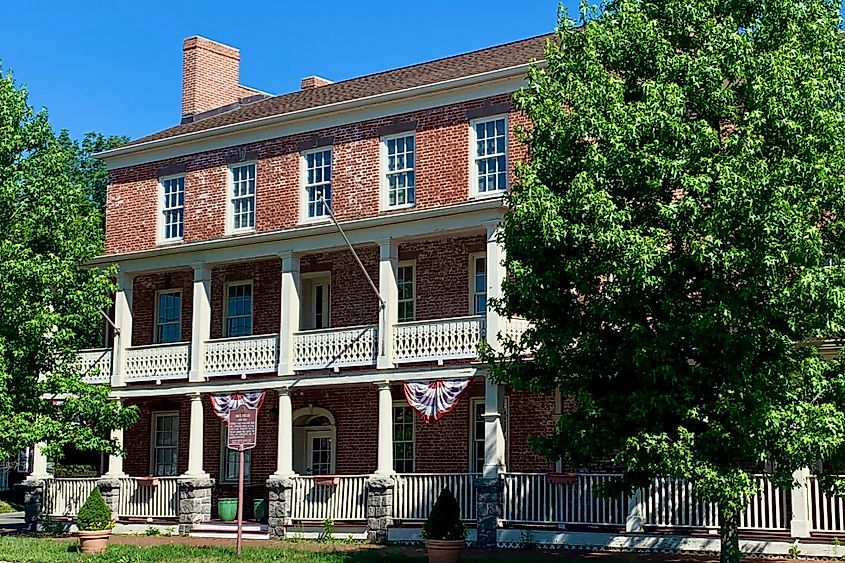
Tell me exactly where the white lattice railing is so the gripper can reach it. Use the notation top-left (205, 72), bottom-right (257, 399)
top-left (809, 475), bottom-right (845, 532)
top-left (44, 478), bottom-right (99, 517)
top-left (644, 475), bottom-right (789, 530)
top-left (76, 348), bottom-right (112, 384)
top-left (293, 325), bottom-right (377, 371)
top-left (393, 316), bottom-right (486, 363)
top-left (502, 317), bottom-right (531, 344)
top-left (288, 475), bottom-right (368, 521)
top-left (204, 334), bottom-right (278, 377)
top-left (503, 473), bottom-right (625, 526)
top-left (118, 477), bottom-right (178, 519)
top-left (125, 343), bottom-right (190, 381)
top-left (394, 473), bottom-right (479, 522)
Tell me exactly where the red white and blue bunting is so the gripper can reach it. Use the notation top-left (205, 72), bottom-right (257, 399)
top-left (403, 378), bottom-right (471, 423)
top-left (210, 391), bottom-right (266, 422)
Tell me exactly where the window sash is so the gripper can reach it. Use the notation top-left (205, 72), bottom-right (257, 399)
top-left (472, 256), bottom-right (487, 315)
top-left (393, 405), bottom-right (415, 473)
top-left (386, 135), bottom-right (415, 207)
top-left (305, 149), bottom-right (332, 218)
top-left (225, 283), bottom-right (253, 337)
top-left (161, 177), bottom-right (185, 240)
top-left (152, 413), bottom-right (178, 477)
top-left (221, 424), bottom-right (252, 483)
top-left (156, 291), bottom-right (181, 344)
top-left (473, 118), bottom-right (507, 194)
top-left (231, 164), bottom-right (256, 231)
top-left (397, 264), bottom-right (415, 322)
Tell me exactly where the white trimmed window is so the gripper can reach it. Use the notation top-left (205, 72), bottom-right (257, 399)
top-left (303, 148), bottom-right (332, 220)
top-left (160, 176), bottom-right (185, 241)
top-left (471, 116), bottom-right (508, 195)
top-left (229, 163), bottom-right (256, 232)
top-left (470, 253), bottom-right (487, 315)
top-left (221, 423), bottom-right (251, 484)
top-left (383, 134), bottom-right (415, 208)
top-left (397, 262), bottom-right (416, 322)
top-left (155, 290), bottom-right (182, 344)
top-left (151, 412), bottom-right (179, 476)
top-left (469, 398), bottom-right (508, 473)
top-left (393, 404), bottom-right (415, 473)
top-left (224, 281), bottom-right (253, 337)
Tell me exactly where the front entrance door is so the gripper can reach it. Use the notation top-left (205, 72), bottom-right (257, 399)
top-left (306, 430), bottom-right (333, 475)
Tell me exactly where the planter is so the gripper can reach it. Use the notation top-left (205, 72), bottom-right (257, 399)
top-left (253, 498), bottom-right (268, 523)
top-left (425, 539), bottom-right (464, 563)
top-left (218, 498), bottom-right (238, 522)
top-left (546, 472), bottom-right (578, 485)
top-left (134, 477), bottom-right (160, 487)
top-left (78, 530), bottom-right (111, 555)
top-left (314, 476), bottom-right (340, 486)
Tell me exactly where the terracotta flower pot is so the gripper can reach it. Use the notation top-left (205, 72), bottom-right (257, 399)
top-left (78, 529), bottom-right (111, 555)
top-left (425, 539), bottom-right (464, 563)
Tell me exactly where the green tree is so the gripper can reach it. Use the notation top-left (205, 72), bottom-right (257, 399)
top-left (0, 68), bottom-right (136, 463)
top-left (488, 2), bottom-right (845, 561)
top-left (57, 131), bottom-right (127, 218)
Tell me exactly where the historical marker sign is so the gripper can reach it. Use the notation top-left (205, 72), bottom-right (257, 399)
top-left (227, 404), bottom-right (258, 450)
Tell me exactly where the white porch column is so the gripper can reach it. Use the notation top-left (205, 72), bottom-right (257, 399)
top-left (104, 426), bottom-right (126, 477)
top-left (377, 239), bottom-right (398, 369)
top-left (790, 467), bottom-right (811, 537)
top-left (484, 221), bottom-right (506, 352)
top-left (111, 271), bottom-right (134, 387)
top-left (189, 264), bottom-right (212, 383)
top-left (272, 387), bottom-right (295, 477)
top-left (278, 253), bottom-right (301, 376)
top-left (183, 392), bottom-right (208, 478)
top-left (482, 220), bottom-right (507, 479)
top-left (28, 442), bottom-right (51, 479)
top-left (375, 382), bottom-right (394, 475)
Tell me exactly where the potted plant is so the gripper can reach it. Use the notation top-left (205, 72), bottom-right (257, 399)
top-left (218, 498), bottom-right (238, 522)
top-left (421, 488), bottom-right (467, 563)
top-left (76, 487), bottom-right (115, 554)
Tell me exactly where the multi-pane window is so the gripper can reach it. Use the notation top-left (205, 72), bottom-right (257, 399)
top-left (471, 254), bottom-right (487, 315)
top-left (473, 117), bottom-right (507, 194)
top-left (470, 398), bottom-right (508, 473)
top-left (161, 176), bottom-right (185, 240)
top-left (151, 413), bottom-right (178, 476)
top-left (155, 291), bottom-right (181, 344)
top-left (225, 282), bottom-right (253, 337)
top-left (304, 149), bottom-right (332, 219)
top-left (397, 263), bottom-right (415, 322)
top-left (230, 164), bottom-right (256, 231)
top-left (385, 134), bottom-right (415, 207)
top-left (221, 424), bottom-right (251, 483)
top-left (393, 405), bottom-right (415, 473)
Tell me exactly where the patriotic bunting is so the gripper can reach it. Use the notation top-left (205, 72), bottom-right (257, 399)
top-left (210, 391), bottom-right (266, 422)
top-left (403, 378), bottom-right (472, 423)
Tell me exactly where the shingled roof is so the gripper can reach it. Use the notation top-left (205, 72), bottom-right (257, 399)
top-left (122, 33), bottom-right (552, 149)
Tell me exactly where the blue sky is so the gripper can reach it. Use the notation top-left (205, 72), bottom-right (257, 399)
top-left (0, 1), bottom-right (573, 141)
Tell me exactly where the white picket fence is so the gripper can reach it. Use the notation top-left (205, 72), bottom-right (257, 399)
top-left (204, 334), bottom-right (278, 376)
top-left (288, 475), bottom-right (368, 521)
top-left (44, 478), bottom-right (99, 517)
top-left (393, 316), bottom-right (486, 363)
top-left (293, 326), bottom-right (378, 371)
top-left (125, 343), bottom-right (190, 381)
top-left (808, 475), bottom-right (845, 532)
top-left (502, 472), bottom-right (625, 526)
top-left (118, 477), bottom-right (178, 519)
top-left (393, 473), bottom-right (480, 521)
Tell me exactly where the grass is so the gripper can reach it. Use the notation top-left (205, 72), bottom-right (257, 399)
top-left (0, 499), bottom-right (23, 514)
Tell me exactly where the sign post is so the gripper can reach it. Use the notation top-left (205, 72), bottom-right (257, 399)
top-left (227, 404), bottom-right (259, 556)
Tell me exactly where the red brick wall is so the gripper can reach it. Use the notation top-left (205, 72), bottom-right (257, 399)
top-left (210, 259), bottom-right (281, 339)
top-left (123, 396), bottom-right (190, 477)
top-left (131, 271), bottom-right (194, 347)
top-left (507, 390), bottom-right (558, 473)
top-left (300, 247), bottom-right (380, 329)
top-left (105, 94), bottom-right (529, 255)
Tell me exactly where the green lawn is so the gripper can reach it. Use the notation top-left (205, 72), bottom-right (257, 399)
top-left (0, 500), bottom-right (23, 514)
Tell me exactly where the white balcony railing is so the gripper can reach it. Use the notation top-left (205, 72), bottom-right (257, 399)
top-left (394, 473), bottom-right (480, 521)
top-left (125, 342), bottom-right (190, 381)
top-left (118, 477), bottom-right (179, 519)
top-left (393, 316), bottom-right (486, 363)
top-left (76, 348), bottom-right (112, 384)
top-left (204, 334), bottom-right (279, 377)
top-left (288, 475), bottom-right (368, 521)
top-left (293, 325), bottom-right (378, 371)
top-left (44, 478), bottom-right (100, 517)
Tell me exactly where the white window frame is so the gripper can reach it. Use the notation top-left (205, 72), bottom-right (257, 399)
top-left (392, 401), bottom-right (415, 473)
top-left (226, 162), bottom-right (257, 234)
top-left (397, 260), bottom-right (416, 323)
top-left (223, 280), bottom-right (254, 338)
top-left (380, 132), bottom-right (416, 210)
top-left (154, 289), bottom-right (182, 344)
top-left (300, 147), bottom-right (333, 223)
top-left (469, 115), bottom-right (509, 198)
top-left (468, 397), bottom-right (509, 474)
top-left (220, 423), bottom-right (251, 484)
top-left (150, 411), bottom-right (179, 477)
top-left (468, 252), bottom-right (487, 316)
top-left (157, 175), bottom-right (185, 243)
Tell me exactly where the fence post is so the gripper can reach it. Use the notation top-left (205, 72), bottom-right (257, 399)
top-left (475, 476), bottom-right (503, 548)
top-left (15, 478), bottom-right (45, 532)
top-left (366, 475), bottom-right (395, 543)
top-left (625, 488), bottom-right (645, 532)
top-left (177, 477), bottom-right (214, 535)
top-left (790, 468), bottom-right (811, 538)
top-left (96, 478), bottom-right (121, 523)
top-left (266, 477), bottom-right (293, 539)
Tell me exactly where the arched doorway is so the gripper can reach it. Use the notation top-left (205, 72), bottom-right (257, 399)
top-left (292, 407), bottom-right (336, 475)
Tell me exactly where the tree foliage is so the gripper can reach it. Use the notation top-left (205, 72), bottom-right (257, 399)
top-left (0, 67), bottom-right (136, 462)
top-left (489, 1), bottom-right (845, 559)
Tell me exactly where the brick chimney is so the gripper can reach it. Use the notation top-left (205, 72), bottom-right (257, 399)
top-left (301, 76), bottom-right (333, 90)
top-left (181, 36), bottom-right (245, 120)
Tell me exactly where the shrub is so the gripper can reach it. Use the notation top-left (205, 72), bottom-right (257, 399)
top-left (421, 488), bottom-right (467, 541)
top-left (76, 488), bottom-right (114, 531)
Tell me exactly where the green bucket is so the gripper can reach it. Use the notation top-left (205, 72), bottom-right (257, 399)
top-left (253, 498), bottom-right (268, 523)
top-left (218, 498), bottom-right (238, 522)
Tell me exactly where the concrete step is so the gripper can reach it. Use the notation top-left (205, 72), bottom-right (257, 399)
top-left (189, 522), bottom-right (270, 540)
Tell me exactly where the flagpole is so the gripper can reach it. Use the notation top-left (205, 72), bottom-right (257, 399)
top-left (237, 447), bottom-right (244, 556)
